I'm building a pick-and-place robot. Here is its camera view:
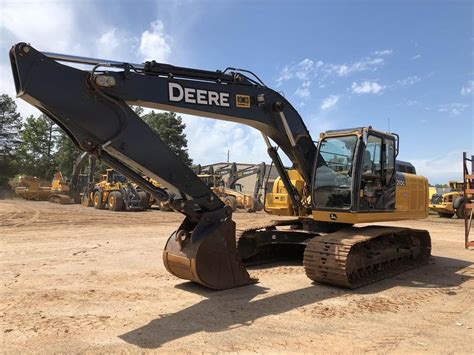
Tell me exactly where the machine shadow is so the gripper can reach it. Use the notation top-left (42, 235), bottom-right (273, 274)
top-left (119, 255), bottom-right (472, 349)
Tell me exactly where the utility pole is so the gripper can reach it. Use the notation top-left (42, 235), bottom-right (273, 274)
top-left (227, 149), bottom-right (230, 163)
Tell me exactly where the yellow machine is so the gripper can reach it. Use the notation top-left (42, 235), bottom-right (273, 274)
top-left (198, 173), bottom-right (260, 212)
top-left (428, 186), bottom-right (437, 210)
top-left (265, 169), bottom-right (306, 215)
top-left (12, 175), bottom-right (52, 200)
top-left (82, 169), bottom-right (147, 211)
top-left (49, 152), bottom-right (92, 204)
top-left (139, 177), bottom-right (172, 211)
top-left (48, 172), bottom-right (75, 204)
top-left (430, 181), bottom-right (470, 218)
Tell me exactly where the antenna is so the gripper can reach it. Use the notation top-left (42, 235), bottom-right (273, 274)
top-left (227, 149), bottom-right (230, 163)
top-left (388, 117), bottom-right (391, 132)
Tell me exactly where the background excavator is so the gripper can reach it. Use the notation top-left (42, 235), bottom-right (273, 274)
top-left (226, 162), bottom-right (266, 212)
top-left (49, 151), bottom-right (93, 204)
top-left (196, 162), bottom-right (266, 212)
top-left (10, 43), bottom-right (431, 290)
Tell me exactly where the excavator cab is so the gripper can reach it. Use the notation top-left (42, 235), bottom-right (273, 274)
top-left (313, 127), bottom-right (397, 215)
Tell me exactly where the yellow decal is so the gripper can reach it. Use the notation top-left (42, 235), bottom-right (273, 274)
top-left (236, 94), bottom-right (251, 108)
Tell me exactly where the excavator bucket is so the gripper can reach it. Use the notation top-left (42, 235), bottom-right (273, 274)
top-left (163, 209), bottom-right (255, 289)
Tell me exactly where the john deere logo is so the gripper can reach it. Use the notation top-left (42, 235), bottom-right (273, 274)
top-left (236, 94), bottom-right (251, 108)
top-left (330, 213), bottom-right (337, 220)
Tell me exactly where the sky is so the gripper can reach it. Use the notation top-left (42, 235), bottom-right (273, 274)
top-left (0, 0), bottom-right (472, 184)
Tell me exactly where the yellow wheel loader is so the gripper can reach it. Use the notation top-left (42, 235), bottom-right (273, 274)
top-left (11, 43), bottom-right (433, 291)
top-left (82, 169), bottom-right (147, 211)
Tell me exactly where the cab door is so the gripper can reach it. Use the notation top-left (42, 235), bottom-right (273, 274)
top-left (355, 133), bottom-right (396, 211)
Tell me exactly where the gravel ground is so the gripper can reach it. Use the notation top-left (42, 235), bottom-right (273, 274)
top-left (1, 199), bottom-right (473, 353)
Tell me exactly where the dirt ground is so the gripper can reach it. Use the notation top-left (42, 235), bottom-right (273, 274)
top-left (1, 198), bottom-right (473, 353)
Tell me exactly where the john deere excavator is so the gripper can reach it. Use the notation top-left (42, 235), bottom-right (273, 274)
top-left (49, 151), bottom-right (92, 204)
top-left (10, 43), bottom-right (431, 290)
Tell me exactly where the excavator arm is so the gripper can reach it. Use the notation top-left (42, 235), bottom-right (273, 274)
top-left (9, 43), bottom-right (317, 289)
top-left (227, 162), bottom-right (266, 195)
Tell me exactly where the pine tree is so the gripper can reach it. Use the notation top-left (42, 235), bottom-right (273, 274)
top-left (16, 114), bottom-right (59, 179)
top-left (54, 129), bottom-right (83, 177)
top-left (142, 111), bottom-right (192, 166)
top-left (0, 94), bottom-right (22, 181)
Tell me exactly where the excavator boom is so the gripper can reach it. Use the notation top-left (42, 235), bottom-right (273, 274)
top-left (9, 43), bottom-right (316, 289)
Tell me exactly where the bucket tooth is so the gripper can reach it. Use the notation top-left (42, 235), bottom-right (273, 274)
top-left (163, 209), bottom-right (256, 290)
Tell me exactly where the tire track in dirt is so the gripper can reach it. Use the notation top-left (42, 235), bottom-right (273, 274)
top-left (1, 200), bottom-right (41, 227)
top-left (297, 284), bottom-right (470, 319)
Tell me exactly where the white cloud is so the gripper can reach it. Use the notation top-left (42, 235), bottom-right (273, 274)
top-left (327, 57), bottom-right (384, 77)
top-left (277, 58), bottom-right (321, 85)
top-left (96, 28), bottom-right (121, 58)
top-left (351, 81), bottom-right (385, 95)
top-left (0, 3), bottom-right (274, 168)
top-left (0, 1), bottom-right (83, 118)
top-left (320, 95), bottom-right (339, 110)
top-left (373, 49), bottom-right (393, 56)
top-left (0, 5), bottom-right (173, 119)
top-left (1, 1), bottom-right (78, 53)
top-left (410, 150), bottom-right (464, 184)
top-left (294, 81), bottom-right (311, 99)
top-left (294, 59), bottom-right (319, 80)
top-left (276, 51), bottom-right (388, 87)
top-left (437, 103), bottom-right (469, 116)
top-left (461, 80), bottom-right (474, 96)
top-left (395, 75), bottom-right (421, 87)
top-left (412, 54), bottom-right (422, 60)
top-left (139, 20), bottom-right (172, 62)
top-left (180, 114), bottom-right (271, 164)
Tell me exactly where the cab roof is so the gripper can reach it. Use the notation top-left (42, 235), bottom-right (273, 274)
top-left (321, 126), bottom-right (395, 140)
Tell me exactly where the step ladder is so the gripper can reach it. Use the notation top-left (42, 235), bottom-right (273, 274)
top-left (463, 152), bottom-right (474, 249)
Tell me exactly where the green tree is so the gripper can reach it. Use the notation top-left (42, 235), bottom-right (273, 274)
top-left (0, 94), bottom-right (22, 181)
top-left (54, 129), bottom-right (83, 177)
top-left (16, 114), bottom-right (59, 179)
top-left (142, 111), bottom-right (192, 166)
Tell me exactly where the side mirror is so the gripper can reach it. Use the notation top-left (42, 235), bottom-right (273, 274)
top-left (391, 133), bottom-right (400, 157)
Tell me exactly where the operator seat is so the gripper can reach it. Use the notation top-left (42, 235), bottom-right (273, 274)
top-left (362, 150), bottom-right (374, 174)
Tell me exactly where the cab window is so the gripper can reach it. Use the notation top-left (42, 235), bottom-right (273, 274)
top-left (313, 135), bottom-right (358, 209)
top-left (359, 134), bottom-right (396, 210)
top-left (384, 139), bottom-right (395, 185)
top-left (362, 135), bottom-right (382, 179)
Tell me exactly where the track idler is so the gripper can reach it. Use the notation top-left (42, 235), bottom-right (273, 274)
top-left (163, 207), bottom-right (255, 289)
